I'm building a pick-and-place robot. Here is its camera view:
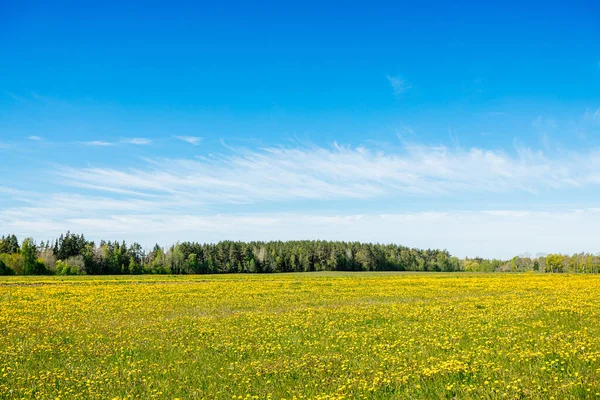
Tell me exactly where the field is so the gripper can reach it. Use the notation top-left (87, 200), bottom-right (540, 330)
top-left (1, 273), bottom-right (600, 399)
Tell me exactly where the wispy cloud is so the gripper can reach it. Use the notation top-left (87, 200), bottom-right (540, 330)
top-left (174, 136), bottom-right (203, 145)
top-left (78, 138), bottom-right (152, 146)
top-left (0, 186), bottom-right (33, 197)
top-left (122, 138), bottom-right (152, 145)
top-left (5, 91), bottom-right (30, 104)
top-left (81, 141), bottom-right (115, 146)
top-left (27, 136), bottom-right (42, 141)
top-left (386, 75), bottom-right (411, 95)
top-left (532, 116), bottom-right (557, 131)
top-left (4, 141), bottom-right (600, 257)
top-left (395, 124), bottom-right (415, 140)
top-left (583, 108), bottom-right (600, 123)
top-left (45, 143), bottom-right (600, 208)
top-left (532, 116), bottom-right (558, 149)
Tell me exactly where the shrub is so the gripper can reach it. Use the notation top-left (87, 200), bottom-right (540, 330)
top-left (0, 259), bottom-right (14, 275)
top-left (0, 253), bottom-right (24, 275)
top-left (56, 256), bottom-right (86, 275)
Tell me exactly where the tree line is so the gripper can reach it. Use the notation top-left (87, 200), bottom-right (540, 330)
top-left (1, 232), bottom-right (599, 275)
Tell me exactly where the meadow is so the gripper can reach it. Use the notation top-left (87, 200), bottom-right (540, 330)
top-left (1, 273), bottom-right (600, 399)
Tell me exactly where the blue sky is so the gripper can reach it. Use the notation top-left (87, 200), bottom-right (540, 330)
top-left (1, 0), bottom-right (599, 258)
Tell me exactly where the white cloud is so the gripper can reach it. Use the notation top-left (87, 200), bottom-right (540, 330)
top-left (82, 141), bottom-right (115, 146)
top-left (4, 142), bottom-right (600, 257)
top-left (122, 138), bottom-right (152, 145)
top-left (0, 186), bottom-right (31, 197)
top-left (47, 143), bottom-right (600, 206)
top-left (27, 136), bottom-right (42, 141)
top-left (386, 75), bottom-right (411, 95)
top-left (2, 207), bottom-right (600, 258)
top-left (174, 136), bottom-right (203, 145)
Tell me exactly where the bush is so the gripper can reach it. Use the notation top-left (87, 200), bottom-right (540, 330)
top-left (0, 259), bottom-right (14, 275)
top-left (56, 256), bottom-right (86, 275)
top-left (0, 253), bottom-right (24, 275)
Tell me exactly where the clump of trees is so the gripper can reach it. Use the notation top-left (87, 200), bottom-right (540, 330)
top-left (461, 253), bottom-right (600, 273)
top-left (0, 235), bottom-right (45, 275)
top-left (1, 232), bottom-right (600, 275)
top-left (0, 232), bottom-right (459, 275)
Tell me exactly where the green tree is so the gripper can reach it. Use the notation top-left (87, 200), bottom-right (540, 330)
top-left (22, 238), bottom-right (44, 275)
top-left (128, 256), bottom-right (142, 274)
top-left (546, 254), bottom-right (565, 273)
top-left (0, 234), bottom-right (20, 254)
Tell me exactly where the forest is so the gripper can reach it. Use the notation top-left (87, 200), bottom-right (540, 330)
top-left (0, 232), bottom-right (599, 275)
